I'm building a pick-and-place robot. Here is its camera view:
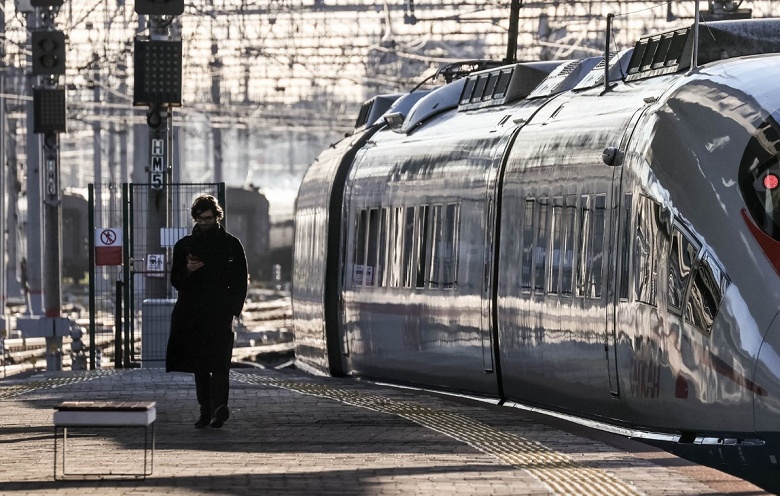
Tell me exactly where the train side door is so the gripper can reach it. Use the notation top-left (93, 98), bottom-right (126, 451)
top-left (481, 167), bottom-right (498, 373)
top-left (605, 171), bottom-right (628, 398)
top-left (338, 148), bottom-right (371, 361)
top-left (480, 155), bottom-right (502, 373)
top-left (604, 106), bottom-right (649, 398)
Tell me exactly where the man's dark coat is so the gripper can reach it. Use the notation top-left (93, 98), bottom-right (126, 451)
top-left (166, 224), bottom-right (248, 373)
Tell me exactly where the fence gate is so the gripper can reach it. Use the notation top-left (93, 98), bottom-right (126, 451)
top-left (89, 183), bottom-right (225, 369)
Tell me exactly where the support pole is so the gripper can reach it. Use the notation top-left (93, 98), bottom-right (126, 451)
top-left (19, 4), bottom-right (68, 371)
top-left (504, 0), bottom-right (523, 64)
top-left (142, 16), bottom-right (177, 300)
top-left (0, 1), bottom-right (6, 338)
top-left (24, 9), bottom-right (43, 317)
top-left (603, 13), bottom-right (614, 95)
top-left (42, 132), bottom-right (63, 371)
top-left (692, 0), bottom-right (700, 71)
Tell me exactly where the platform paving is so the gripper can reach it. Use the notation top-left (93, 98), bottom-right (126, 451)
top-left (0, 367), bottom-right (770, 495)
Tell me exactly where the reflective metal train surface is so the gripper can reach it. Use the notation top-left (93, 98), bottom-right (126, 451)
top-left (292, 18), bottom-right (780, 482)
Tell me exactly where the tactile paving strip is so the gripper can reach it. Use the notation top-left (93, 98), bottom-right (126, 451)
top-left (231, 371), bottom-right (640, 495)
top-left (0, 370), bottom-right (119, 399)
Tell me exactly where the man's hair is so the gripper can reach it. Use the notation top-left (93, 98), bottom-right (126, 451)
top-left (191, 195), bottom-right (224, 221)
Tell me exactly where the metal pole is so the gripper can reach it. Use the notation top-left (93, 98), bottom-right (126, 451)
top-left (6, 114), bottom-right (21, 302)
top-left (0, 0), bottom-right (6, 339)
top-left (115, 279), bottom-right (122, 369)
top-left (92, 52), bottom-right (101, 221)
top-left (692, 0), bottom-right (700, 71)
top-left (504, 0), bottom-right (523, 64)
top-left (211, 40), bottom-right (223, 183)
top-left (88, 184), bottom-right (96, 369)
top-left (142, 17), bottom-right (175, 300)
top-left (605, 14), bottom-right (612, 85)
top-left (24, 10), bottom-right (43, 317)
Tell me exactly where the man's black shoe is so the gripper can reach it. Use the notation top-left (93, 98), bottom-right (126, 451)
top-left (194, 414), bottom-right (210, 428)
top-left (210, 405), bottom-right (230, 428)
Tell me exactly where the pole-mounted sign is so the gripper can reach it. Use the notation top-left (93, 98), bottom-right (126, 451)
top-left (149, 138), bottom-right (166, 189)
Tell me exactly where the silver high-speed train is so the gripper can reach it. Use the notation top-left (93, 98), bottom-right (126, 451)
top-left (292, 18), bottom-right (780, 478)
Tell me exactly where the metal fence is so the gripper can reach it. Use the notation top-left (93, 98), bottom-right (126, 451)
top-left (88, 183), bottom-right (225, 369)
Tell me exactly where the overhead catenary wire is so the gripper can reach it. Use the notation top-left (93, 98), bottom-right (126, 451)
top-left (0, 1), bottom-right (777, 189)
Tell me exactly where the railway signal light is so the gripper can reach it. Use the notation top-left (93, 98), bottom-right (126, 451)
top-left (133, 39), bottom-right (183, 106)
top-left (31, 30), bottom-right (66, 76)
top-left (33, 87), bottom-right (66, 134)
top-left (135, 0), bottom-right (184, 16)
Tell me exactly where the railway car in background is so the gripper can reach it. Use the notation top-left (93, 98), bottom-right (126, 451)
top-left (292, 18), bottom-right (780, 487)
top-left (62, 189), bottom-right (89, 282)
top-left (225, 186), bottom-right (271, 282)
top-left (60, 187), bottom-right (271, 284)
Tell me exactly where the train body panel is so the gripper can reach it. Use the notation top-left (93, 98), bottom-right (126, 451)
top-left (341, 106), bottom-right (529, 394)
top-left (609, 61), bottom-right (777, 434)
top-left (293, 128), bottom-right (379, 375)
top-left (496, 80), bottom-right (658, 421)
top-left (292, 18), bottom-right (780, 467)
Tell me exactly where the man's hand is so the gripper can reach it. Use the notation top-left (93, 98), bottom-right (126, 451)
top-left (187, 254), bottom-right (204, 273)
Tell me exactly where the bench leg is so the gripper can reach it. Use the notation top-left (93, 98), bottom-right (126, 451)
top-left (52, 425), bottom-right (155, 479)
top-left (52, 426), bottom-right (70, 480)
top-left (53, 426), bottom-right (57, 480)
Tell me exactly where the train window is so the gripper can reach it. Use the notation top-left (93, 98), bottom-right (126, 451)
top-left (575, 195), bottom-right (591, 297)
top-left (352, 209), bottom-right (368, 286)
top-left (685, 253), bottom-right (727, 333)
top-left (303, 212), bottom-right (316, 292)
top-left (534, 199), bottom-right (549, 294)
top-left (443, 203), bottom-right (459, 288)
top-left (521, 199), bottom-right (535, 291)
top-left (415, 205), bottom-right (430, 288)
top-left (378, 208), bottom-right (389, 287)
top-left (366, 208), bottom-right (380, 286)
top-left (549, 198), bottom-right (563, 295)
top-left (667, 226), bottom-right (698, 314)
top-left (619, 194), bottom-right (633, 300)
top-left (428, 203), bottom-right (460, 289)
top-left (561, 196), bottom-right (577, 296)
top-left (389, 207), bottom-right (405, 288)
top-left (634, 196), bottom-right (662, 306)
top-left (429, 206), bottom-right (443, 288)
top-left (293, 212), bottom-right (309, 291)
top-left (590, 194), bottom-right (606, 298)
top-left (402, 207), bottom-right (416, 288)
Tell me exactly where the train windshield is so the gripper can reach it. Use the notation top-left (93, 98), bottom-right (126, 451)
top-left (739, 115), bottom-right (780, 241)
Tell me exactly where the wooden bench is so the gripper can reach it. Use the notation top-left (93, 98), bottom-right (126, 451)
top-left (53, 400), bottom-right (156, 480)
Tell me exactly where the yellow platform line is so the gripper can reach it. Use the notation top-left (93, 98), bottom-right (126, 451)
top-left (232, 372), bottom-right (640, 496)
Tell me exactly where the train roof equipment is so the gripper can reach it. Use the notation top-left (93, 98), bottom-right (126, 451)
top-left (457, 61), bottom-right (563, 112)
top-left (626, 18), bottom-right (780, 82)
top-left (572, 49), bottom-right (634, 91)
top-left (354, 93), bottom-right (403, 131)
top-left (525, 57), bottom-right (603, 99)
top-left (391, 60), bottom-right (566, 134)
